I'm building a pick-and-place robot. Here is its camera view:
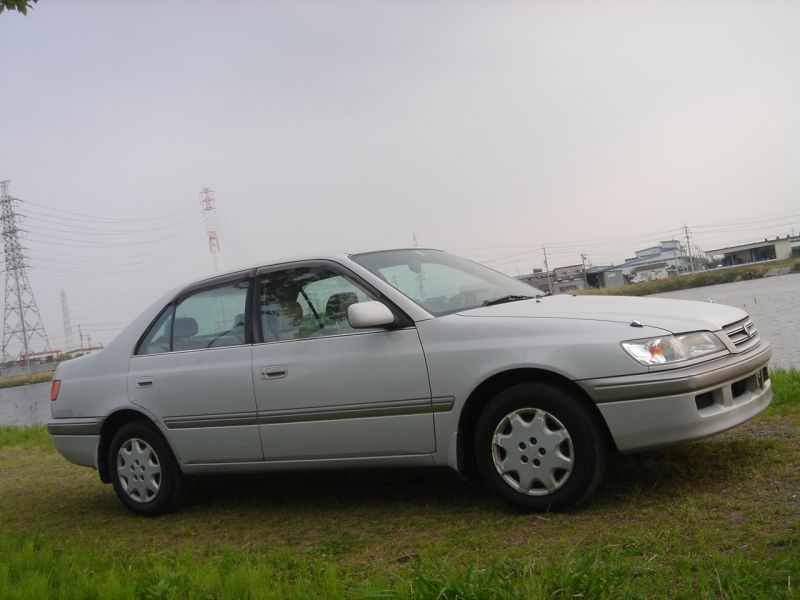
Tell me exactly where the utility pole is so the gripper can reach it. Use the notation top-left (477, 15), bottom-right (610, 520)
top-left (543, 246), bottom-right (553, 294)
top-left (60, 288), bottom-right (76, 352)
top-left (1, 181), bottom-right (50, 372)
top-left (412, 232), bottom-right (419, 248)
top-left (683, 224), bottom-right (695, 273)
top-left (580, 253), bottom-right (589, 289)
top-left (200, 187), bottom-right (221, 273)
top-left (78, 324), bottom-right (85, 350)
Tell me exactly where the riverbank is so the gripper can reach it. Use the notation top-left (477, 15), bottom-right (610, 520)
top-left (0, 371), bottom-right (52, 390)
top-left (581, 258), bottom-right (800, 296)
top-left (0, 369), bottom-right (797, 599)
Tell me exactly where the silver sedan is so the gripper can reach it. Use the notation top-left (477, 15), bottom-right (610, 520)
top-left (48, 249), bottom-right (772, 515)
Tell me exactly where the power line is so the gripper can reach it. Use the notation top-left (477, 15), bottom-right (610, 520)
top-left (22, 218), bottom-right (204, 248)
top-left (23, 228), bottom-right (204, 261)
top-left (22, 212), bottom-right (204, 236)
top-left (467, 205), bottom-right (800, 271)
top-left (692, 208), bottom-right (800, 229)
top-left (23, 198), bottom-right (197, 224)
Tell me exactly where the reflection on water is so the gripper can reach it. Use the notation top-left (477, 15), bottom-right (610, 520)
top-left (654, 273), bottom-right (799, 370)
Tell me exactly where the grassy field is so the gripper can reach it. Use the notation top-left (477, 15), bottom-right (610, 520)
top-left (581, 258), bottom-right (800, 297)
top-left (1, 372), bottom-right (798, 599)
top-left (0, 370), bottom-right (53, 390)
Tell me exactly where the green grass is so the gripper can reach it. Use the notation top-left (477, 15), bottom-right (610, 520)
top-left (581, 258), bottom-right (800, 296)
top-left (0, 370), bottom-right (53, 389)
top-left (0, 371), bottom-right (798, 599)
top-left (1, 541), bottom-right (794, 600)
top-left (0, 424), bottom-right (50, 449)
top-left (772, 369), bottom-right (800, 409)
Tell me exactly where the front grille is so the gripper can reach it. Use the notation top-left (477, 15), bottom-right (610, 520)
top-left (722, 317), bottom-right (759, 352)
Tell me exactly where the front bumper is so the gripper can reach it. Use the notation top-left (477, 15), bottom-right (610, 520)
top-left (579, 342), bottom-right (772, 452)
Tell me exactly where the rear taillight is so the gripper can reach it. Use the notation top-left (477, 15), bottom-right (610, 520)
top-left (51, 379), bottom-right (62, 402)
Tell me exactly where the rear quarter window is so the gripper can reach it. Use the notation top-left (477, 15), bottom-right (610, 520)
top-left (136, 307), bottom-right (174, 355)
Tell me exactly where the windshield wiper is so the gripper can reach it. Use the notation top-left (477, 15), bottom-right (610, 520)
top-left (482, 295), bottom-right (534, 307)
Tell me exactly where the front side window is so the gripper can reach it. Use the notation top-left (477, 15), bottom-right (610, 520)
top-left (172, 280), bottom-right (249, 351)
top-left (351, 249), bottom-right (542, 316)
top-left (259, 265), bottom-right (375, 342)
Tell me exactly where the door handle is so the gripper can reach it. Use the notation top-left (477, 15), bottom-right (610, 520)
top-left (259, 366), bottom-right (287, 380)
top-left (136, 378), bottom-right (154, 388)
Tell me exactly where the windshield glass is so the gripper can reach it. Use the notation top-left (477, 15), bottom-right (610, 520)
top-left (351, 249), bottom-right (543, 316)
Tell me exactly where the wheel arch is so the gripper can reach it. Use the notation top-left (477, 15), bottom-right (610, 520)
top-left (97, 408), bottom-right (176, 483)
top-left (456, 368), bottom-right (614, 478)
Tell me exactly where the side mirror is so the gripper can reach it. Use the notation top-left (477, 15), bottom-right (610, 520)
top-left (347, 301), bottom-right (396, 329)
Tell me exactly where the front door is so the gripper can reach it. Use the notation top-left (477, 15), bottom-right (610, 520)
top-left (251, 262), bottom-right (434, 461)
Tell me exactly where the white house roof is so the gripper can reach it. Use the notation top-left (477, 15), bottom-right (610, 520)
top-left (705, 237), bottom-right (794, 256)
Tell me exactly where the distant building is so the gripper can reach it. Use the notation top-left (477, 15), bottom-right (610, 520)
top-left (706, 235), bottom-right (797, 266)
top-left (586, 267), bottom-right (625, 289)
top-left (66, 346), bottom-right (104, 359)
top-left (20, 350), bottom-right (60, 363)
top-left (552, 277), bottom-right (586, 294)
top-left (553, 264), bottom-right (584, 280)
top-left (632, 262), bottom-right (669, 281)
top-left (517, 265), bottom-right (589, 294)
top-left (517, 264), bottom-right (623, 293)
top-left (517, 271), bottom-right (551, 292)
top-left (619, 240), bottom-right (688, 278)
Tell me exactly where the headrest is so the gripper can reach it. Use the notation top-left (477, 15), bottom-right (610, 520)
top-left (282, 301), bottom-right (303, 320)
top-left (326, 292), bottom-right (359, 318)
top-left (174, 317), bottom-right (198, 338)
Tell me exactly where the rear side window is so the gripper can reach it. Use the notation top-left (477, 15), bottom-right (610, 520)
top-left (135, 280), bottom-right (250, 355)
top-left (137, 307), bottom-right (174, 355)
top-left (173, 281), bottom-right (249, 351)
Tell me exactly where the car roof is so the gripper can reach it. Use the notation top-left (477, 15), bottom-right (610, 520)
top-left (180, 247), bottom-right (445, 289)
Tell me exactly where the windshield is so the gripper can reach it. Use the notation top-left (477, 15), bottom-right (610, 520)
top-left (351, 249), bottom-right (543, 316)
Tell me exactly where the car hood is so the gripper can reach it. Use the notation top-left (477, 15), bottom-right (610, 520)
top-left (456, 294), bottom-right (747, 334)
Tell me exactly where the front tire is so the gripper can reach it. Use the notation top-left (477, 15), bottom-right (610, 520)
top-left (108, 420), bottom-right (187, 516)
top-left (474, 382), bottom-right (607, 511)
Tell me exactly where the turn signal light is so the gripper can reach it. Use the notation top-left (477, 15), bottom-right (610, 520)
top-left (51, 379), bottom-right (62, 402)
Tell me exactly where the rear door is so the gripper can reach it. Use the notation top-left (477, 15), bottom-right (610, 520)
top-left (128, 274), bottom-right (262, 465)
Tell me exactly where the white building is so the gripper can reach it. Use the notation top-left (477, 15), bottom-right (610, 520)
top-left (706, 236), bottom-right (797, 265)
top-left (620, 240), bottom-right (688, 278)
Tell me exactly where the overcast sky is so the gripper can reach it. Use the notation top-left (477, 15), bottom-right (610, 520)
top-left (1, 1), bottom-right (799, 352)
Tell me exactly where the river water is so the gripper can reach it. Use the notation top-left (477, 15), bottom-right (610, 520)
top-left (0, 382), bottom-right (51, 427)
top-left (653, 273), bottom-right (799, 370)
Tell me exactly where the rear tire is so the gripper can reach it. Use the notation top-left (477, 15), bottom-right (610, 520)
top-left (108, 420), bottom-right (187, 516)
top-left (474, 382), bottom-right (606, 511)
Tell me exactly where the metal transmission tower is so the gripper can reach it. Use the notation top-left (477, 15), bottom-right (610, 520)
top-left (0, 181), bottom-right (50, 365)
top-left (200, 187), bottom-right (221, 273)
top-left (60, 288), bottom-right (76, 352)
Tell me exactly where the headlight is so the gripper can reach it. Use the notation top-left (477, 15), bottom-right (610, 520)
top-left (621, 331), bottom-right (726, 366)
